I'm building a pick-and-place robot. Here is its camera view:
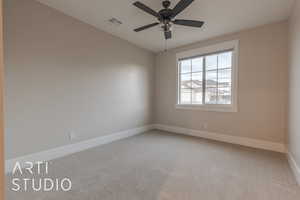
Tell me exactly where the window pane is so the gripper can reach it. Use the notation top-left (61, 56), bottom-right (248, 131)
top-left (205, 87), bottom-right (217, 104)
top-left (206, 69), bottom-right (217, 104)
top-left (181, 73), bottom-right (192, 89)
top-left (218, 52), bottom-right (232, 69)
top-left (192, 57), bottom-right (203, 72)
top-left (206, 70), bottom-right (217, 88)
top-left (192, 88), bottom-right (203, 104)
top-left (218, 87), bottom-right (231, 104)
top-left (180, 89), bottom-right (191, 104)
top-left (192, 72), bottom-right (202, 88)
top-left (218, 69), bottom-right (231, 88)
top-left (180, 60), bottom-right (191, 73)
top-left (206, 55), bottom-right (217, 70)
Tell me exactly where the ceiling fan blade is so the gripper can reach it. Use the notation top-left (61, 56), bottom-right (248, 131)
top-left (133, 1), bottom-right (160, 18)
top-left (134, 22), bottom-right (160, 32)
top-left (171, 0), bottom-right (194, 18)
top-left (173, 19), bottom-right (204, 27)
top-left (164, 31), bottom-right (172, 40)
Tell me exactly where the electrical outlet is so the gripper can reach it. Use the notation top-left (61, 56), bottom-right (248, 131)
top-left (68, 131), bottom-right (77, 141)
top-left (203, 123), bottom-right (208, 130)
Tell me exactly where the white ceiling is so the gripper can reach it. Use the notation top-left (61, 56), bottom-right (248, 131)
top-left (36, 0), bottom-right (294, 52)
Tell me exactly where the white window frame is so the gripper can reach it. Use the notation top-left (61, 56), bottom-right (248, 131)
top-left (176, 40), bottom-right (239, 112)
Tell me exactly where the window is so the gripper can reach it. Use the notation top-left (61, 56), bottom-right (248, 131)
top-left (176, 40), bottom-right (238, 112)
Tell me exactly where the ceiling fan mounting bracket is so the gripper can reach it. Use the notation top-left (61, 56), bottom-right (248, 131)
top-left (162, 0), bottom-right (171, 9)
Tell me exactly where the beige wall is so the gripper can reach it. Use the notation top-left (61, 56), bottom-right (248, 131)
top-left (155, 22), bottom-right (288, 143)
top-left (4, 0), bottom-right (155, 159)
top-left (288, 0), bottom-right (300, 166)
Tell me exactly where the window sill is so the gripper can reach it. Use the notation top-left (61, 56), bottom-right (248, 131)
top-left (175, 104), bottom-right (238, 113)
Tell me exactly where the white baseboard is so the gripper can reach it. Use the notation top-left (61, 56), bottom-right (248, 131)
top-left (153, 124), bottom-right (286, 153)
top-left (287, 152), bottom-right (300, 185)
top-left (6, 123), bottom-right (287, 174)
top-left (5, 125), bottom-right (154, 174)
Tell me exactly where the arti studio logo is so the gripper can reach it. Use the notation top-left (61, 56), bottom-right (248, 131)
top-left (11, 161), bottom-right (72, 192)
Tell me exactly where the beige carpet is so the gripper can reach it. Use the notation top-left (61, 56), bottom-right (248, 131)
top-left (6, 130), bottom-right (300, 200)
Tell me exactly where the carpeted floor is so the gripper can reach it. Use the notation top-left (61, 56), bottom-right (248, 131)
top-left (6, 130), bottom-right (300, 200)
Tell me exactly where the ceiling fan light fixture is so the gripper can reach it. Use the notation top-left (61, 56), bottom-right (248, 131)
top-left (161, 23), bottom-right (172, 32)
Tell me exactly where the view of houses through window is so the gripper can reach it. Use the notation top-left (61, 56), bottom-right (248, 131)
top-left (178, 50), bottom-right (233, 105)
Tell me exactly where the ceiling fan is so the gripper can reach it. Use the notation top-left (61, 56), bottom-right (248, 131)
top-left (133, 0), bottom-right (204, 40)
